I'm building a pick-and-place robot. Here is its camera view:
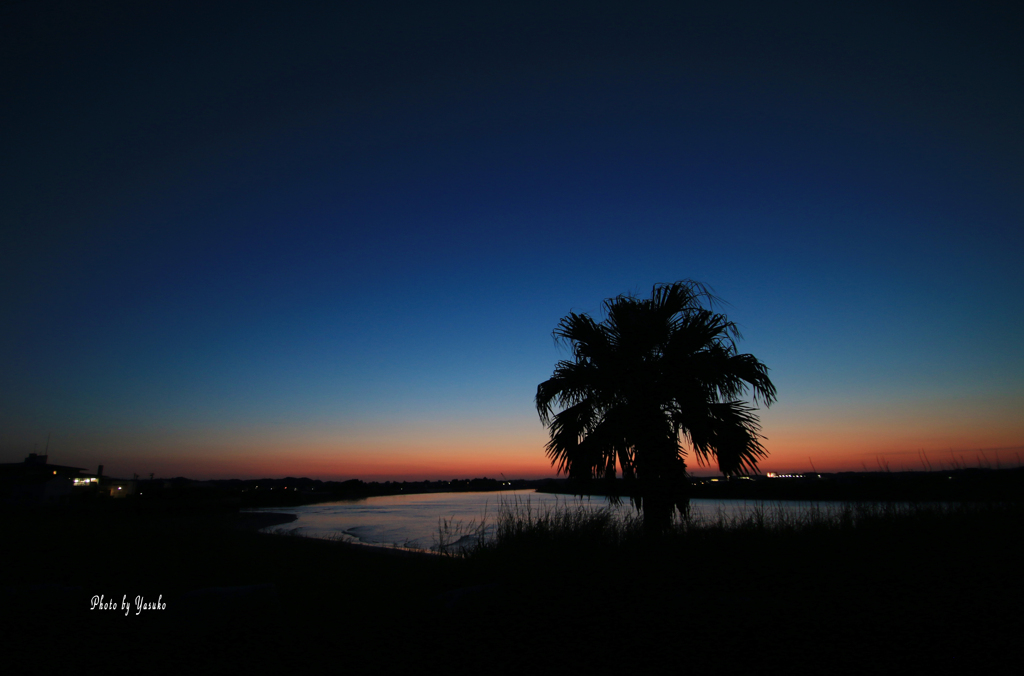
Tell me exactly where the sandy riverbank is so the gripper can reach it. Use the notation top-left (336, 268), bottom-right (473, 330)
top-left (239, 510), bottom-right (437, 557)
top-left (233, 511), bottom-right (298, 532)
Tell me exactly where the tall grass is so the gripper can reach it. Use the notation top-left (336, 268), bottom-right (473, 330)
top-left (435, 496), bottom-right (1021, 558)
top-left (434, 494), bottom-right (638, 556)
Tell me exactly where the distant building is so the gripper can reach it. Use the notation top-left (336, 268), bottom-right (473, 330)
top-left (0, 453), bottom-right (91, 504)
top-left (0, 454), bottom-right (141, 502)
top-left (99, 477), bottom-right (136, 498)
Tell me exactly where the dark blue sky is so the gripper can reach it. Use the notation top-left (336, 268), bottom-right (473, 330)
top-left (3, 1), bottom-right (1022, 478)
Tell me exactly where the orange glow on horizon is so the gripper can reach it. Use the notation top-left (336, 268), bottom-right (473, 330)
top-left (9, 393), bottom-right (1021, 480)
top-left (63, 435), bottom-right (1024, 481)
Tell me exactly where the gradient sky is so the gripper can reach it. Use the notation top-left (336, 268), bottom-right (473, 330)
top-left (2, 1), bottom-right (1022, 480)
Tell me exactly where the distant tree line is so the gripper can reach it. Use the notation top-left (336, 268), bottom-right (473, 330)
top-left (110, 476), bottom-right (563, 508)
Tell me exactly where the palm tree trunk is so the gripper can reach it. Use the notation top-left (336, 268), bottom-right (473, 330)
top-left (642, 491), bottom-right (675, 535)
top-left (640, 476), bottom-right (676, 536)
top-left (641, 467), bottom-right (690, 535)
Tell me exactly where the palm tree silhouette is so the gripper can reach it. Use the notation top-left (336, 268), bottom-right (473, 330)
top-left (536, 281), bottom-right (777, 534)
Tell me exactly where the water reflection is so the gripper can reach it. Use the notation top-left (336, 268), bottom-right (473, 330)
top-left (244, 490), bottom-right (834, 551)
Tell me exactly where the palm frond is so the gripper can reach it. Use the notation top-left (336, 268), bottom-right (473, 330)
top-left (543, 400), bottom-right (599, 476)
top-left (684, 400), bottom-right (768, 475)
top-left (536, 358), bottom-right (610, 424)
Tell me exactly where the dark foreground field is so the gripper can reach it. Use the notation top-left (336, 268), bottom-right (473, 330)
top-left (4, 501), bottom-right (1021, 675)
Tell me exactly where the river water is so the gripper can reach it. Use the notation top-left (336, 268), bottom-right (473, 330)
top-left (244, 489), bottom-right (835, 551)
